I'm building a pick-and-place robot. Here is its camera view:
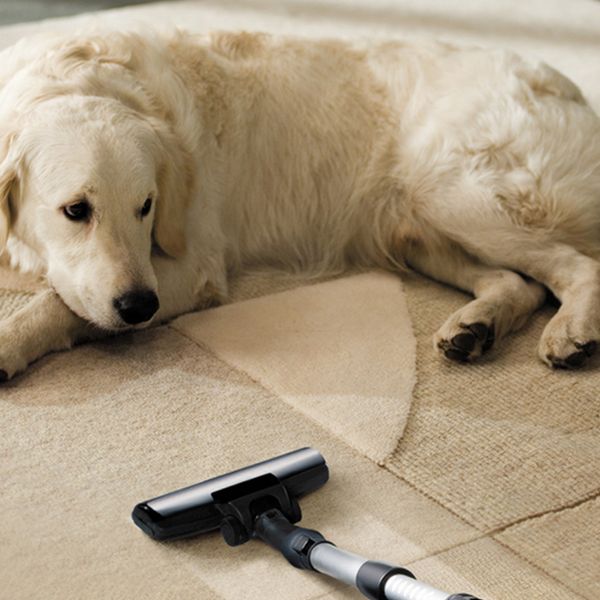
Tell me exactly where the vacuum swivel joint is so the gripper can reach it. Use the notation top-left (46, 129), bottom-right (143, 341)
top-left (212, 472), bottom-right (302, 546)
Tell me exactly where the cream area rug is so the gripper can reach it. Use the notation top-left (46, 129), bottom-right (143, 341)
top-left (2, 1), bottom-right (600, 599)
top-left (172, 273), bottom-right (416, 463)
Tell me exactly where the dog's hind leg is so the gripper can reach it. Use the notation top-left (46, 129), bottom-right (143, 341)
top-left (461, 239), bottom-right (600, 369)
top-left (403, 239), bottom-right (546, 362)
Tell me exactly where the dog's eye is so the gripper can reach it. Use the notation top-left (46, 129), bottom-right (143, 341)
top-left (63, 201), bottom-right (91, 222)
top-left (141, 197), bottom-right (152, 217)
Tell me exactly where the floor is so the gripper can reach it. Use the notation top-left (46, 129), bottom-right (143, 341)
top-left (0, 0), bottom-right (155, 26)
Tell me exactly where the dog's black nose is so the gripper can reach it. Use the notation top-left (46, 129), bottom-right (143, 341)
top-left (113, 290), bottom-right (159, 325)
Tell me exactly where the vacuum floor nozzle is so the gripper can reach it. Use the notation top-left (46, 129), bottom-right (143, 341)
top-left (132, 447), bottom-right (328, 541)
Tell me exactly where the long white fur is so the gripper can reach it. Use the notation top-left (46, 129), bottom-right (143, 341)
top-left (0, 29), bottom-right (599, 378)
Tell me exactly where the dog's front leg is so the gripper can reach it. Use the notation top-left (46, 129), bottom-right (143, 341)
top-left (0, 253), bottom-right (227, 381)
top-left (0, 288), bottom-right (99, 381)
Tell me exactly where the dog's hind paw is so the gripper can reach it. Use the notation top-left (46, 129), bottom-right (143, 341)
top-left (434, 296), bottom-right (504, 363)
top-left (541, 339), bottom-right (597, 370)
top-left (538, 309), bottom-right (599, 370)
top-left (436, 321), bottom-right (495, 363)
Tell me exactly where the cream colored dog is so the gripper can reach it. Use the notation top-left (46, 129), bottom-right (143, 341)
top-left (1, 30), bottom-right (599, 380)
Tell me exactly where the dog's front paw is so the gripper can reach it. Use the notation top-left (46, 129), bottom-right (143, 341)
top-left (538, 312), bottom-right (598, 369)
top-left (0, 335), bottom-right (29, 382)
top-left (0, 290), bottom-right (87, 382)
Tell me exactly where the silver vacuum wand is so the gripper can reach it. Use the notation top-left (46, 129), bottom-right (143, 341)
top-left (132, 448), bottom-right (482, 600)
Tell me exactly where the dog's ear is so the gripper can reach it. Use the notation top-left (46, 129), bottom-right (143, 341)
top-left (152, 123), bottom-right (193, 259)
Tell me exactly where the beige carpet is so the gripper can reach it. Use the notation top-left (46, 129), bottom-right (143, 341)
top-left (388, 271), bottom-right (600, 530)
top-left (0, 269), bottom-right (583, 600)
top-left (2, 1), bottom-right (600, 599)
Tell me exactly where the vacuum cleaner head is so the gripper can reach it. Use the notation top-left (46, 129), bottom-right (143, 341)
top-left (132, 447), bottom-right (328, 542)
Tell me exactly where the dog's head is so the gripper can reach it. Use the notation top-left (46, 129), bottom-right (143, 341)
top-left (0, 90), bottom-right (190, 330)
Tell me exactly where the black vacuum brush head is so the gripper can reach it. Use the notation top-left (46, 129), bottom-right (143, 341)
top-left (132, 447), bottom-right (329, 541)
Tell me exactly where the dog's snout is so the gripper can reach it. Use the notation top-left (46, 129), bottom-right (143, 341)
top-left (113, 290), bottom-right (159, 325)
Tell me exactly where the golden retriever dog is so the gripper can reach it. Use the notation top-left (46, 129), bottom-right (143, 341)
top-left (0, 30), bottom-right (599, 380)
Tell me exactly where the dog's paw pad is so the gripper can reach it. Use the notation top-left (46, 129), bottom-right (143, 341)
top-left (450, 332), bottom-right (476, 352)
top-left (466, 322), bottom-right (489, 341)
top-left (467, 322), bottom-right (495, 351)
top-left (565, 351), bottom-right (587, 368)
top-left (443, 347), bottom-right (470, 362)
top-left (576, 340), bottom-right (597, 357)
top-left (547, 356), bottom-right (572, 369)
top-left (547, 340), bottom-right (597, 370)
